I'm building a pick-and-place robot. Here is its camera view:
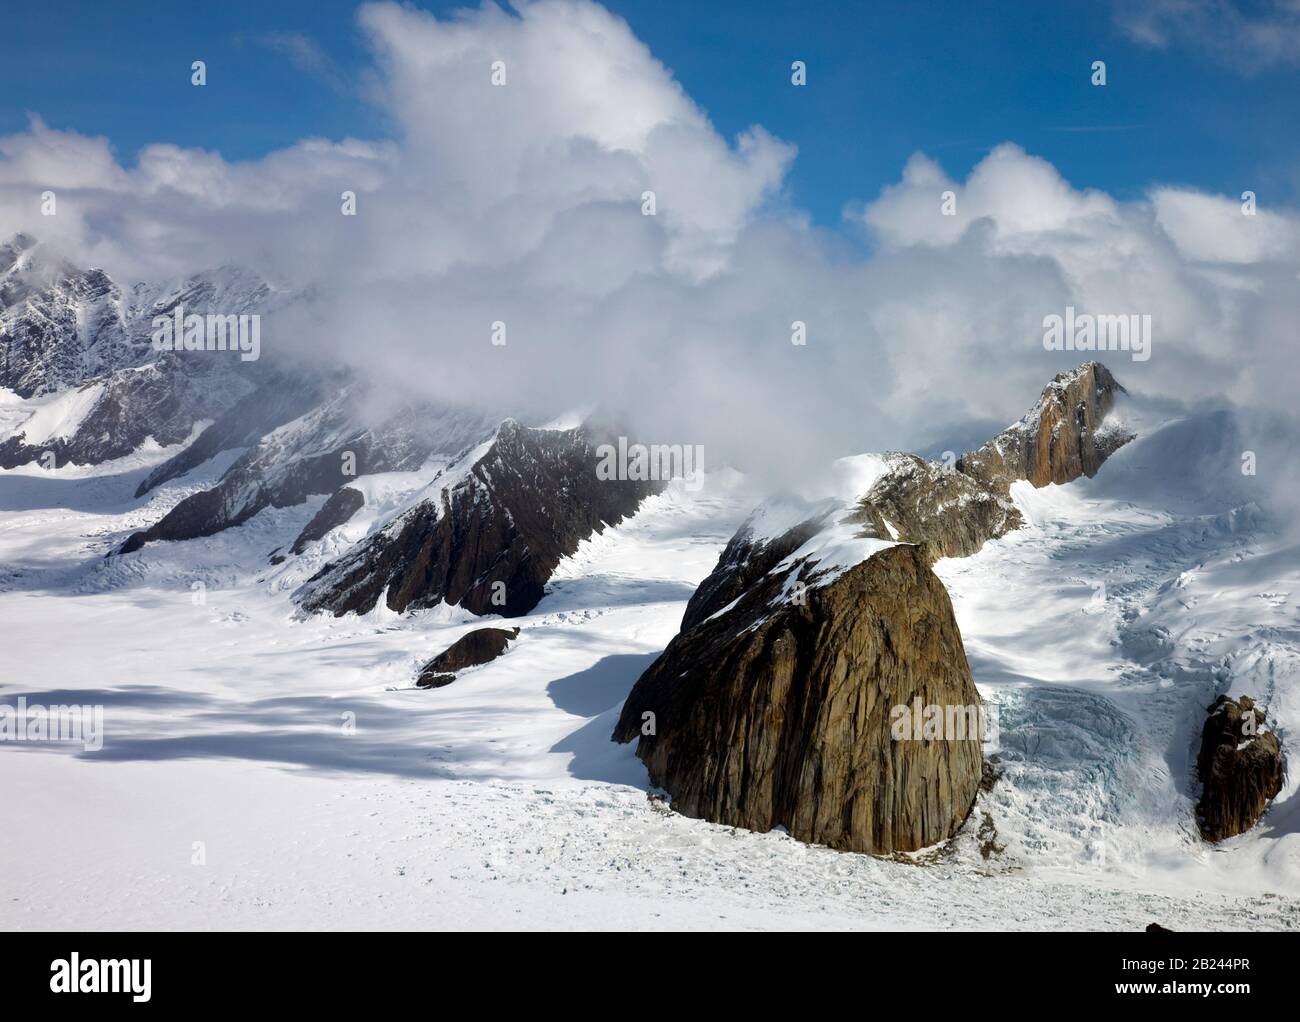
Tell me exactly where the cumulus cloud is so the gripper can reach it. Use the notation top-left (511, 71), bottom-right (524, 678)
top-left (0, 0), bottom-right (1298, 492)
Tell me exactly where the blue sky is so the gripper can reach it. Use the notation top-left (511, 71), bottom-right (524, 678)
top-left (2, 0), bottom-right (1297, 226)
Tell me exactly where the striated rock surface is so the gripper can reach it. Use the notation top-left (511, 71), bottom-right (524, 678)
top-left (613, 542), bottom-right (982, 855)
top-left (295, 419), bottom-right (662, 618)
top-left (957, 361), bottom-right (1133, 488)
top-left (417, 627), bottom-right (520, 688)
top-left (1195, 695), bottom-right (1284, 842)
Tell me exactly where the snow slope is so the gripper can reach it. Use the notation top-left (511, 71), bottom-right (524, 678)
top-left (1, 403), bottom-right (1298, 930)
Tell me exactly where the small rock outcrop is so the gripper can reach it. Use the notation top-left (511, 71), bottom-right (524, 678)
top-left (291, 487), bottom-right (366, 555)
top-left (1195, 695), bottom-right (1284, 841)
top-left (613, 542), bottom-right (983, 855)
top-left (417, 627), bottom-right (520, 688)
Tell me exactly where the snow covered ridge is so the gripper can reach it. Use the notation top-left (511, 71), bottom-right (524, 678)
top-left (117, 380), bottom-right (495, 555)
top-left (148, 304), bottom-right (261, 362)
top-left (293, 418), bottom-right (665, 619)
top-left (0, 234), bottom-right (281, 470)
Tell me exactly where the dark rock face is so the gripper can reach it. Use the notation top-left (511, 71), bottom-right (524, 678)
top-left (417, 627), bottom-right (520, 688)
top-left (291, 487), bottom-right (366, 555)
top-left (295, 420), bottom-right (662, 618)
top-left (958, 361), bottom-right (1133, 488)
top-left (613, 544), bottom-right (983, 855)
top-left (1196, 695), bottom-right (1284, 842)
top-left (0, 363), bottom-right (236, 469)
top-left (680, 507), bottom-right (835, 631)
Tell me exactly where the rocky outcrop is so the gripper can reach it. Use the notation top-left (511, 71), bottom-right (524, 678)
top-left (417, 627), bottom-right (520, 688)
top-left (853, 453), bottom-right (1023, 561)
top-left (295, 419), bottom-right (662, 619)
top-left (613, 543), bottom-right (982, 855)
top-left (290, 486), bottom-right (366, 555)
top-left (1195, 695), bottom-right (1284, 842)
top-left (957, 361), bottom-right (1132, 488)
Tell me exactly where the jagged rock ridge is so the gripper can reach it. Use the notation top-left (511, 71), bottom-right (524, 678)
top-left (957, 361), bottom-right (1133, 489)
top-left (295, 419), bottom-right (662, 619)
top-left (119, 384), bottom-right (494, 554)
top-left (0, 234), bottom-right (274, 469)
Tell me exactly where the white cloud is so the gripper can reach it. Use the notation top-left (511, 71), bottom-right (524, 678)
top-left (0, 0), bottom-right (1297, 489)
top-left (1115, 0), bottom-right (1300, 71)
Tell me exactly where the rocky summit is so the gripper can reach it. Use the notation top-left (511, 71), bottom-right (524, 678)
top-left (614, 543), bottom-right (983, 854)
top-left (613, 361), bottom-right (1137, 855)
top-left (957, 361), bottom-right (1133, 489)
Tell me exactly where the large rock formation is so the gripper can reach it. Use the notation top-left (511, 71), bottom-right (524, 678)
top-left (1195, 695), bottom-right (1284, 842)
top-left (295, 419), bottom-right (662, 618)
top-left (613, 361), bottom-right (1136, 855)
top-left (613, 541), bottom-right (983, 855)
top-left (957, 361), bottom-right (1132, 488)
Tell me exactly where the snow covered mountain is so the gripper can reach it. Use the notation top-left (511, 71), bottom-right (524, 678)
top-left (1, 355), bottom-right (1297, 930)
top-left (0, 234), bottom-right (275, 469)
top-left (119, 380), bottom-right (498, 555)
top-left (294, 417), bottom-right (663, 618)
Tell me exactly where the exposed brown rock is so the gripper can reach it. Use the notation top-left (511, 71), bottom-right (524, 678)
top-left (1195, 695), bottom-right (1284, 841)
top-left (613, 543), bottom-right (983, 855)
top-left (853, 453), bottom-right (1023, 561)
top-left (417, 627), bottom-right (520, 688)
top-left (957, 361), bottom-right (1133, 488)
